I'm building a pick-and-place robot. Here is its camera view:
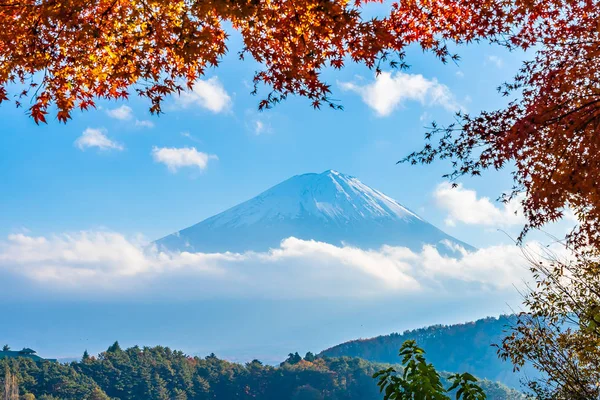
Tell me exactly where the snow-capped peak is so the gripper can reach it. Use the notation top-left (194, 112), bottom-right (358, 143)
top-left (203, 170), bottom-right (421, 229)
top-left (156, 170), bottom-right (472, 253)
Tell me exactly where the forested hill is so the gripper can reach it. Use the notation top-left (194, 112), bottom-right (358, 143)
top-left (0, 343), bottom-right (523, 399)
top-left (320, 315), bottom-right (532, 388)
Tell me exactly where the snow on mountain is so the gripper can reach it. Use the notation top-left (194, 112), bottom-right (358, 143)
top-left (155, 170), bottom-right (473, 253)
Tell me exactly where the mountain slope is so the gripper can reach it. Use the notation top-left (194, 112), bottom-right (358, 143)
top-left (156, 170), bottom-right (473, 253)
top-left (319, 315), bottom-right (537, 389)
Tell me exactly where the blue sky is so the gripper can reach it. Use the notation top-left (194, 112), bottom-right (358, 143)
top-left (0, 35), bottom-right (526, 249)
top-left (1, 29), bottom-right (578, 361)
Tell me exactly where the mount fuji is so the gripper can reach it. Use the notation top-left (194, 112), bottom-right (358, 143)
top-left (155, 170), bottom-right (473, 253)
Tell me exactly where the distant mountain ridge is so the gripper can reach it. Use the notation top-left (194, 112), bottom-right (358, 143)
top-left (156, 170), bottom-right (473, 253)
top-left (319, 315), bottom-right (537, 389)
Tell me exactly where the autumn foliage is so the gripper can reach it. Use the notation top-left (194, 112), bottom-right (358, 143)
top-left (0, 0), bottom-right (456, 123)
top-left (402, 0), bottom-right (600, 250)
top-left (0, 0), bottom-right (566, 123)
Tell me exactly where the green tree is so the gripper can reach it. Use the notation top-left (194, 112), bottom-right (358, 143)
top-left (173, 389), bottom-right (187, 400)
top-left (291, 385), bottom-right (324, 400)
top-left (283, 352), bottom-right (303, 366)
top-left (88, 387), bottom-right (109, 400)
top-left (106, 342), bottom-right (121, 354)
top-left (1, 346), bottom-right (9, 352)
top-left (447, 373), bottom-right (487, 400)
top-left (373, 340), bottom-right (486, 400)
top-left (304, 352), bottom-right (316, 362)
top-left (3, 370), bottom-right (19, 400)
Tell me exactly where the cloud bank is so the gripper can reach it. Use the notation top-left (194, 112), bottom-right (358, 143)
top-left (340, 72), bottom-right (461, 117)
top-left (75, 128), bottom-right (124, 151)
top-left (176, 77), bottom-right (232, 113)
top-left (106, 105), bottom-right (134, 120)
top-left (434, 182), bottom-right (525, 227)
top-left (151, 146), bottom-right (218, 172)
top-left (0, 231), bottom-right (537, 300)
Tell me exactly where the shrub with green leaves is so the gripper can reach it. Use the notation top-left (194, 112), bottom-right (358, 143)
top-left (373, 340), bottom-right (486, 400)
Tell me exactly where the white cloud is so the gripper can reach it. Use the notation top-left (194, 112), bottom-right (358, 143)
top-left (74, 128), bottom-right (124, 151)
top-left (181, 131), bottom-right (203, 143)
top-left (151, 146), bottom-right (217, 172)
top-left (106, 105), bottom-right (133, 120)
top-left (486, 55), bottom-right (504, 68)
top-left (339, 72), bottom-right (461, 117)
top-left (255, 120), bottom-right (265, 134)
top-left (456, 70), bottom-right (465, 78)
top-left (176, 77), bottom-right (232, 113)
top-left (135, 119), bottom-right (154, 128)
top-left (244, 109), bottom-right (273, 136)
top-left (252, 119), bottom-right (273, 135)
top-left (0, 232), bottom-right (545, 299)
top-left (434, 182), bottom-right (525, 227)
